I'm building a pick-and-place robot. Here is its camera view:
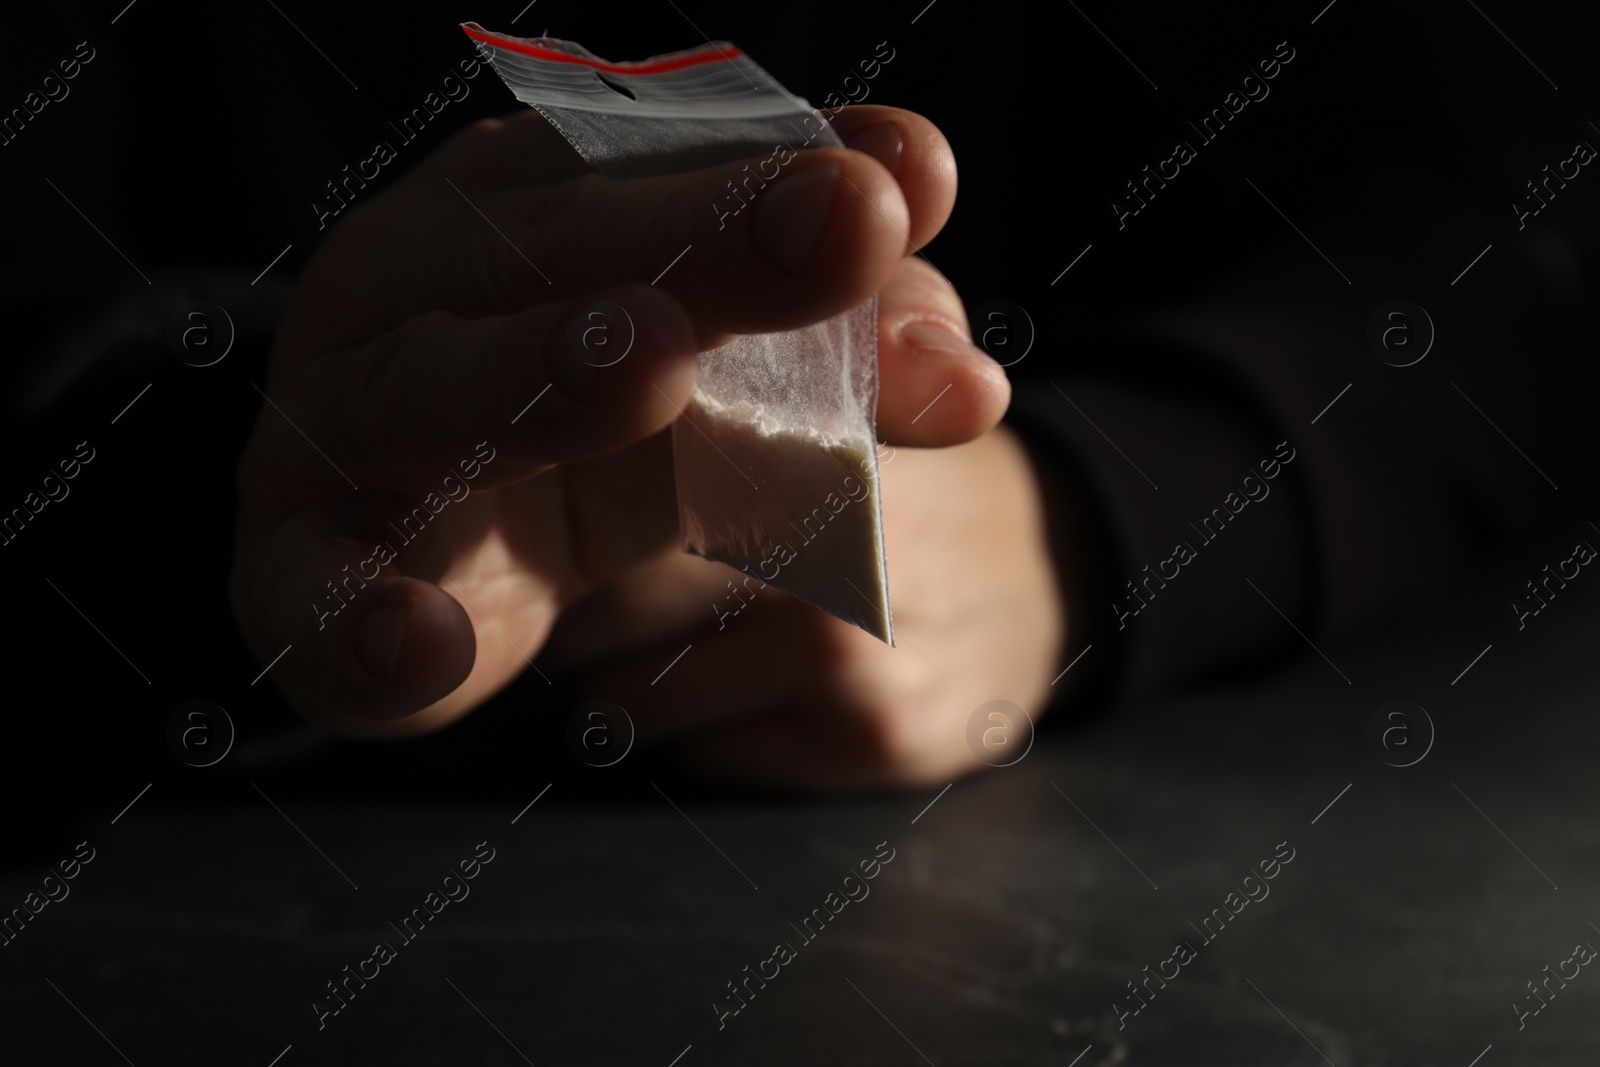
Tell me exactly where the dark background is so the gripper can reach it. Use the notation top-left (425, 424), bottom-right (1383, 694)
top-left (3, 0), bottom-right (1593, 799)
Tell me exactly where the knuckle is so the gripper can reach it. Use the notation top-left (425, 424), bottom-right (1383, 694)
top-left (643, 177), bottom-right (696, 266)
top-left (352, 312), bottom-right (449, 461)
top-left (487, 173), bottom-right (607, 302)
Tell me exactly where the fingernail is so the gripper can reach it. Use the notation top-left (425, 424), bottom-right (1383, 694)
top-left (901, 321), bottom-right (1001, 366)
top-left (753, 161), bottom-right (839, 276)
top-left (844, 122), bottom-right (904, 177)
top-left (546, 305), bottom-right (600, 400)
top-left (356, 602), bottom-right (409, 685)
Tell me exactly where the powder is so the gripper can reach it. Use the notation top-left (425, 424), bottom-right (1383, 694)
top-left (674, 390), bottom-right (893, 644)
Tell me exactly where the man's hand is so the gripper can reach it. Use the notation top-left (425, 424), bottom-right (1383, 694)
top-left (230, 105), bottom-right (1010, 733)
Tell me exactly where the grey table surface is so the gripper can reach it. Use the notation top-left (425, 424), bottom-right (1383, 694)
top-left (3, 571), bottom-right (1597, 1067)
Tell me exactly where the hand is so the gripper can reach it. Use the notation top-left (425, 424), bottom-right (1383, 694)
top-left (546, 425), bottom-right (1073, 792)
top-left (229, 104), bottom-right (1009, 733)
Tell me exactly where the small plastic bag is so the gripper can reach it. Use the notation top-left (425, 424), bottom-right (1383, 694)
top-left (464, 24), bottom-right (893, 643)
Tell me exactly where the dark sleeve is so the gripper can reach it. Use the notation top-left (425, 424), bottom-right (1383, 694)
top-left (975, 0), bottom-right (1600, 702)
top-left (1002, 184), bottom-right (1590, 701)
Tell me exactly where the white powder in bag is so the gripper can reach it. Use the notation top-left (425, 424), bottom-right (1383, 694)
top-left (674, 390), bottom-right (893, 644)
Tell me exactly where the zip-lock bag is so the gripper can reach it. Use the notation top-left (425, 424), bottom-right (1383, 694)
top-left (463, 23), bottom-right (893, 643)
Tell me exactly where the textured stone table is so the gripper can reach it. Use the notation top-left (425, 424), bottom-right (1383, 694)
top-left (3, 571), bottom-right (1596, 1067)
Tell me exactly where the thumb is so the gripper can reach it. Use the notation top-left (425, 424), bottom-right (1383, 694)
top-left (231, 512), bottom-right (479, 730)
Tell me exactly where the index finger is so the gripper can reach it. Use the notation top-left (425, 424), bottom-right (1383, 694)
top-left (283, 107), bottom-right (955, 354)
